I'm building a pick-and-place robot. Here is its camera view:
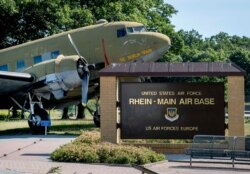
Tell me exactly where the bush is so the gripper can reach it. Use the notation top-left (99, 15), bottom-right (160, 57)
top-left (51, 144), bottom-right (99, 163)
top-left (73, 131), bottom-right (100, 145)
top-left (51, 131), bottom-right (165, 165)
top-left (96, 143), bottom-right (138, 164)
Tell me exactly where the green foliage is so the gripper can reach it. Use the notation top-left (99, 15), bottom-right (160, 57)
top-left (0, 0), bottom-right (176, 49)
top-left (74, 130), bottom-right (100, 144)
top-left (229, 49), bottom-right (250, 95)
top-left (95, 142), bottom-right (165, 164)
top-left (51, 131), bottom-right (165, 164)
top-left (160, 21), bottom-right (250, 94)
top-left (51, 143), bottom-right (99, 163)
top-left (1, 0), bottom-right (250, 93)
top-left (0, 119), bottom-right (97, 135)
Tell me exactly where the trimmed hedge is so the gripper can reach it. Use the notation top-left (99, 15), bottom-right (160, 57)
top-left (51, 131), bottom-right (165, 164)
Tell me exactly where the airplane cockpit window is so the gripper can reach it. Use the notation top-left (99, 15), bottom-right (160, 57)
top-left (117, 28), bottom-right (127, 38)
top-left (134, 26), bottom-right (146, 32)
top-left (127, 26), bottom-right (146, 33)
top-left (0, 64), bottom-right (8, 71)
top-left (16, 60), bottom-right (25, 71)
top-left (127, 27), bottom-right (134, 33)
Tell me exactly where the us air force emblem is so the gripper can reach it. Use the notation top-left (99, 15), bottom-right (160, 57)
top-left (165, 107), bottom-right (179, 122)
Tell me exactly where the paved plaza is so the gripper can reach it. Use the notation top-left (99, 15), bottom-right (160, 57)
top-left (0, 135), bottom-right (249, 174)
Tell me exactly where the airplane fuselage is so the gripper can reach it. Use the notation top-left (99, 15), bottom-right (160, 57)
top-left (0, 21), bottom-right (170, 70)
top-left (0, 21), bottom-right (171, 108)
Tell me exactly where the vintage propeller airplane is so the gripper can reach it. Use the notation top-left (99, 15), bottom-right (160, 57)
top-left (0, 20), bottom-right (171, 133)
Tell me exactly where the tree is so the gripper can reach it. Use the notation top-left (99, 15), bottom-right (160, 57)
top-left (2, 1), bottom-right (250, 95)
top-left (62, 107), bottom-right (69, 119)
top-left (0, 0), bottom-right (18, 48)
top-left (0, 0), bottom-right (177, 49)
top-left (229, 50), bottom-right (250, 95)
top-left (178, 29), bottom-right (203, 49)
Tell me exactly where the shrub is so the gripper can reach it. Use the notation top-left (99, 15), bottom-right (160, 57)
top-left (51, 144), bottom-right (99, 163)
top-left (73, 131), bottom-right (100, 145)
top-left (96, 143), bottom-right (138, 164)
top-left (51, 131), bottom-right (165, 165)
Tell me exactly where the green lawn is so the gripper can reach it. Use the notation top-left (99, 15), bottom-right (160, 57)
top-left (1, 118), bottom-right (250, 137)
top-left (1, 108), bottom-right (250, 136)
top-left (0, 119), bottom-right (98, 135)
top-left (0, 107), bottom-right (98, 135)
top-left (245, 123), bottom-right (250, 136)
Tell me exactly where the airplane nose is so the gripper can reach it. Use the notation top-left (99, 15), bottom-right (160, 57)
top-left (139, 32), bottom-right (171, 62)
top-left (162, 35), bottom-right (171, 48)
top-left (153, 32), bottom-right (171, 49)
top-left (151, 32), bottom-right (171, 58)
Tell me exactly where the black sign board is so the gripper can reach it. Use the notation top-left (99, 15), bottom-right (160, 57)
top-left (120, 83), bottom-right (225, 139)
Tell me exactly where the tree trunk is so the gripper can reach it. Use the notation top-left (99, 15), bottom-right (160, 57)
top-left (11, 106), bottom-right (19, 118)
top-left (77, 104), bottom-right (85, 119)
top-left (20, 110), bottom-right (25, 119)
top-left (62, 107), bottom-right (69, 119)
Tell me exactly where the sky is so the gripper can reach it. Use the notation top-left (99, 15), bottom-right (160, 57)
top-left (164, 0), bottom-right (250, 38)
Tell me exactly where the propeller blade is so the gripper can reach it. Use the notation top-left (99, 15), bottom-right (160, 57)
top-left (67, 33), bottom-right (91, 106)
top-left (81, 72), bottom-right (90, 106)
top-left (67, 34), bottom-right (81, 57)
top-left (67, 34), bottom-right (88, 65)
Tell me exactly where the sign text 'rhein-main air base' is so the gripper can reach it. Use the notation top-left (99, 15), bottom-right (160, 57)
top-left (120, 83), bottom-right (225, 139)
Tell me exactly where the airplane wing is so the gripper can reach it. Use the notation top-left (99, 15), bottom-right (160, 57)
top-left (0, 71), bottom-right (35, 94)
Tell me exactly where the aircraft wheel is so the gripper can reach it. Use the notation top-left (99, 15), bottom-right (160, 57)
top-left (93, 111), bottom-right (100, 127)
top-left (28, 108), bottom-right (50, 134)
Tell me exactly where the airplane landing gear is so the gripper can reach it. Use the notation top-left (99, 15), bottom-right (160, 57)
top-left (28, 105), bottom-right (50, 134)
top-left (83, 96), bottom-right (100, 127)
top-left (27, 93), bottom-right (51, 134)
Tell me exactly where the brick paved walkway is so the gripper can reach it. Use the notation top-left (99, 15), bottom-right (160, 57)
top-left (0, 135), bottom-right (249, 174)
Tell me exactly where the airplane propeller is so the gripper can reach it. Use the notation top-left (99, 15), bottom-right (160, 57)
top-left (67, 34), bottom-right (90, 106)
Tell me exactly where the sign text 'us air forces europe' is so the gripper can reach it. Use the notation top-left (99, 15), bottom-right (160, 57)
top-left (120, 83), bottom-right (224, 139)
